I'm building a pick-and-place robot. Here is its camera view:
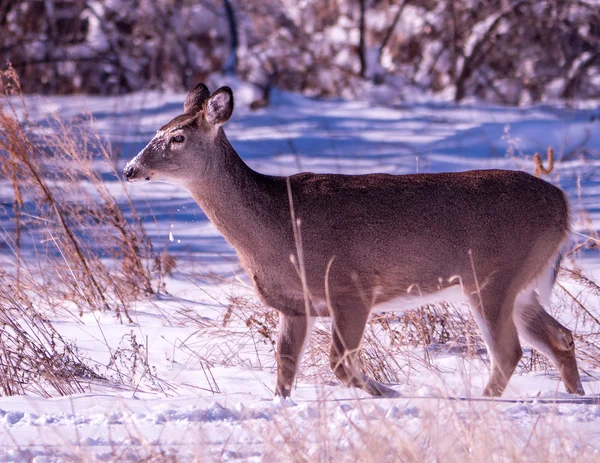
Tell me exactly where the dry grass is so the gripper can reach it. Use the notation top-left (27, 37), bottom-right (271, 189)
top-left (255, 395), bottom-right (600, 463)
top-left (5, 398), bottom-right (599, 462)
top-left (0, 67), bottom-right (168, 396)
top-left (0, 65), bottom-right (162, 321)
top-left (0, 269), bottom-right (96, 396)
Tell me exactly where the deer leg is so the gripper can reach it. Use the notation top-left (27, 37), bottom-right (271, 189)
top-left (514, 290), bottom-right (584, 395)
top-left (329, 302), bottom-right (399, 397)
top-left (469, 287), bottom-right (523, 397)
top-left (275, 313), bottom-right (314, 398)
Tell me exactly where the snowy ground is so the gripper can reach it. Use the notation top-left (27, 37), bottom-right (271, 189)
top-left (1, 85), bottom-right (600, 461)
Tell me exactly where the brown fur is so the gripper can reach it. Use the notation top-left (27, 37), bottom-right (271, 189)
top-left (123, 84), bottom-right (584, 398)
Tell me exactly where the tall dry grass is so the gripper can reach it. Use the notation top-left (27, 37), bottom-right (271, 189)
top-left (0, 66), bottom-right (162, 320)
top-left (254, 393), bottom-right (600, 462)
top-left (0, 66), bottom-right (165, 396)
top-left (0, 269), bottom-right (96, 396)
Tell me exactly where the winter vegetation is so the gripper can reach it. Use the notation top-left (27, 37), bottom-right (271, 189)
top-left (1, 0), bottom-right (600, 461)
top-left (3, 0), bottom-right (600, 103)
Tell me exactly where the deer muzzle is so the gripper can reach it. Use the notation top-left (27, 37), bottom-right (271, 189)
top-left (123, 154), bottom-right (150, 182)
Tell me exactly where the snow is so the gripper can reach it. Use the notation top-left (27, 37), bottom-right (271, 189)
top-left (1, 87), bottom-right (600, 460)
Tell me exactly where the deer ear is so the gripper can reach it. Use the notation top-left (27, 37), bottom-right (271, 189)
top-left (184, 83), bottom-right (210, 114)
top-left (205, 87), bottom-right (234, 126)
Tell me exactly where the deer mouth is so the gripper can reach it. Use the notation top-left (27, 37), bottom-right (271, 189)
top-left (122, 162), bottom-right (151, 183)
top-left (125, 175), bottom-right (151, 183)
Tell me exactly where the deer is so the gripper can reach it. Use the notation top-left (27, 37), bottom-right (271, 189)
top-left (123, 83), bottom-right (584, 399)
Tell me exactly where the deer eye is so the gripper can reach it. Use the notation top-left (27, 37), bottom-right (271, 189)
top-left (171, 135), bottom-right (185, 143)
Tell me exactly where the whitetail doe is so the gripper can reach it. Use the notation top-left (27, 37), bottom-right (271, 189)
top-left (124, 84), bottom-right (584, 399)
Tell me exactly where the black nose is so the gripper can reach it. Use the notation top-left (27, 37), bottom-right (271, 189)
top-left (123, 165), bottom-right (134, 179)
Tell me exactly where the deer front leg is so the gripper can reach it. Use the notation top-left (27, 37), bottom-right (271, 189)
top-left (275, 313), bottom-right (314, 398)
top-left (330, 301), bottom-right (399, 397)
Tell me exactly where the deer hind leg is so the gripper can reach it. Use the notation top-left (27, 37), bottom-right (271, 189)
top-left (329, 301), bottom-right (399, 397)
top-left (468, 284), bottom-right (523, 397)
top-left (514, 290), bottom-right (584, 395)
top-left (275, 313), bottom-right (315, 398)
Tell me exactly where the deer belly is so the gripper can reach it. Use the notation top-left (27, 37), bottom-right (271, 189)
top-left (370, 285), bottom-right (469, 314)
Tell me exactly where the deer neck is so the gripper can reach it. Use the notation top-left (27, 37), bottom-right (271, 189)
top-left (186, 134), bottom-right (283, 253)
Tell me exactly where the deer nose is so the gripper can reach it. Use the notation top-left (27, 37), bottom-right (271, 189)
top-left (123, 164), bottom-right (135, 180)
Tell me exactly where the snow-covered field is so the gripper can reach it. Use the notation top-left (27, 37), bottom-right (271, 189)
top-left (1, 85), bottom-right (600, 461)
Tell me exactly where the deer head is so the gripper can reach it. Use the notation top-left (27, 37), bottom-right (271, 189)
top-left (122, 83), bottom-right (234, 187)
